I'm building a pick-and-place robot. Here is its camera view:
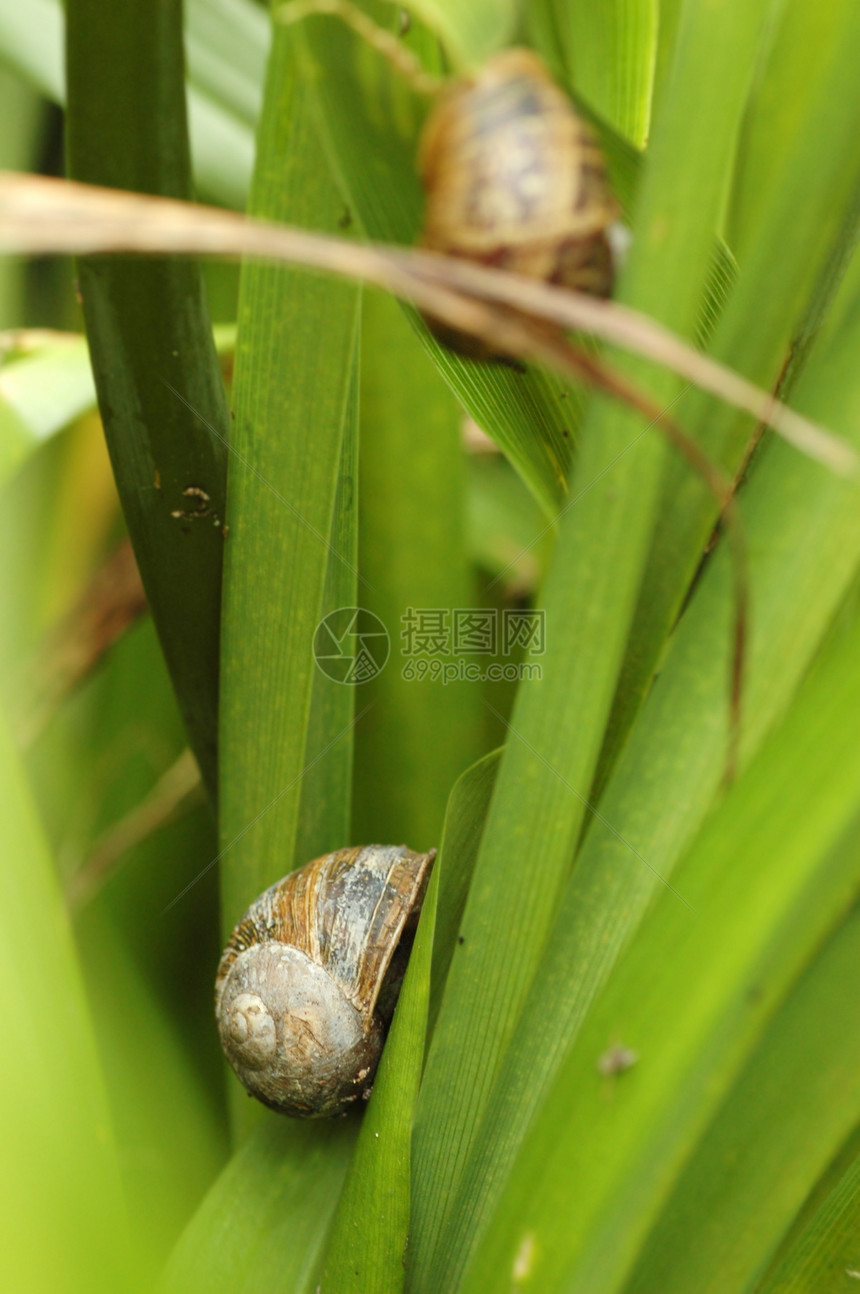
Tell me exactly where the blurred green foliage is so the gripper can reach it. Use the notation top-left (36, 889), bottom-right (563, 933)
top-left (3, 1), bottom-right (860, 1292)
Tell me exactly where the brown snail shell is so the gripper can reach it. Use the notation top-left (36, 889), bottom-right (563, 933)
top-left (417, 48), bottom-right (618, 358)
top-left (215, 844), bottom-right (435, 1117)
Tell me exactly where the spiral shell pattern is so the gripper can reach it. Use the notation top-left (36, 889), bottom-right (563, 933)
top-left (215, 844), bottom-right (435, 1117)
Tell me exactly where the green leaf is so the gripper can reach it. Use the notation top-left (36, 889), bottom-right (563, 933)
top-left (65, 0), bottom-right (231, 801)
top-left (625, 897), bottom-right (860, 1294)
top-left (216, 17), bottom-right (361, 1133)
top-left (755, 1122), bottom-right (860, 1293)
top-left (0, 709), bottom-right (131, 1293)
top-left (407, 1), bottom-right (776, 1281)
top-left (25, 605), bottom-right (230, 1268)
top-left (319, 839), bottom-right (440, 1293)
top-left (158, 1116), bottom-right (358, 1294)
top-left (729, 0), bottom-right (852, 262)
top-left (320, 744), bottom-right (500, 1289)
top-left (602, 0), bottom-right (860, 782)
top-left (77, 906), bottom-right (227, 1285)
top-left (651, 0), bottom-right (684, 113)
top-left (351, 289), bottom-right (482, 852)
top-left (0, 336), bottom-right (93, 438)
top-left (466, 454), bottom-right (550, 592)
top-left (427, 746), bottom-right (500, 1035)
top-left (567, 100), bottom-right (737, 347)
top-left (0, 390), bottom-right (36, 488)
top-left (406, 0), bottom-right (518, 68)
top-left (433, 221), bottom-right (860, 1294)
top-left (458, 599), bottom-right (860, 1294)
top-left (293, 356), bottom-right (359, 864)
top-left (535, 0), bottom-right (658, 146)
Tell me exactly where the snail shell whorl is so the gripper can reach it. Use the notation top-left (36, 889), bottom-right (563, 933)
top-left (215, 844), bottom-right (435, 1117)
top-left (417, 49), bottom-right (617, 358)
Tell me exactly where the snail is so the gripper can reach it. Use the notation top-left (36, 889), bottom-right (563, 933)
top-left (277, 6), bottom-right (618, 354)
top-left (215, 843), bottom-right (436, 1117)
top-left (417, 47), bottom-right (619, 358)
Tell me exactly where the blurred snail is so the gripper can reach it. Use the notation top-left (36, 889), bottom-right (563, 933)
top-left (417, 48), bottom-right (619, 358)
top-left (215, 844), bottom-right (435, 1117)
top-left (277, 6), bottom-right (618, 354)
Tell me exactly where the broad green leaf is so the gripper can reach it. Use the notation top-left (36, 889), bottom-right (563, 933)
top-left (434, 228), bottom-right (860, 1293)
top-left (293, 354), bottom-right (359, 864)
top-left (535, 0), bottom-right (658, 146)
top-left (625, 897), bottom-right (860, 1294)
top-left (76, 907), bottom-right (227, 1285)
top-left (65, 0), bottom-right (231, 801)
top-left (781, 183), bottom-right (860, 396)
top-left (321, 744), bottom-right (500, 1289)
top-left (407, 1), bottom-right (775, 1281)
top-left (0, 391), bottom-right (35, 487)
top-left (158, 1115), bottom-right (358, 1294)
top-left (319, 832), bottom-right (440, 1292)
top-left (755, 1122), bottom-right (860, 1293)
top-left (458, 600), bottom-right (860, 1294)
top-left (0, 709), bottom-right (131, 1293)
top-left (217, 13), bottom-right (361, 1132)
top-left (729, 0), bottom-right (852, 262)
top-left (651, 0), bottom-right (684, 113)
top-left (351, 289), bottom-right (482, 852)
top-left (25, 602), bottom-right (231, 1268)
top-left (602, 0), bottom-right (860, 781)
top-left (466, 454), bottom-right (550, 592)
top-left (406, 0), bottom-right (518, 68)
top-left (426, 746), bottom-right (499, 1035)
top-left (0, 322), bottom-right (232, 445)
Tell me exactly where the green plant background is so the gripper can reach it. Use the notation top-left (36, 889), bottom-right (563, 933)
top-left (3, 0), bottom-right (860, 1290)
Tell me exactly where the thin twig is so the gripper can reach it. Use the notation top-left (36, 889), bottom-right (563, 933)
top-left (0, 173), bottom-right (855, 477)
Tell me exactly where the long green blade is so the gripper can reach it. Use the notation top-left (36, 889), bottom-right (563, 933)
top-left (407, 1), bottom-right (774, 1280)
top-left (158, 1116), bottom-right (357, 1294)
top-left (603, 0), bottom-right (860, 777)
top-left (406, 0), bottom-right (518, 67)
top-left (351, 290), bottom-right (482, 851)
top-left (625, 899), bottom-right (860, 1293)
top-left (536, 0), bottom-right (658, 146)
top-left (217, 15), bottom-right (361, 1135)
top-left (0, 711), bottom-right (130, 1293)
top-left (435, 236), bottom-right (860, 1291)
top-left (320, 743), bottom-right (500, 1290)
top-left (458, 601), bottom-right (860, 1293)
top-left (65, 0), bottom-right (230, 800)
top-left (755, 1122), bottom-right (860, 1293)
